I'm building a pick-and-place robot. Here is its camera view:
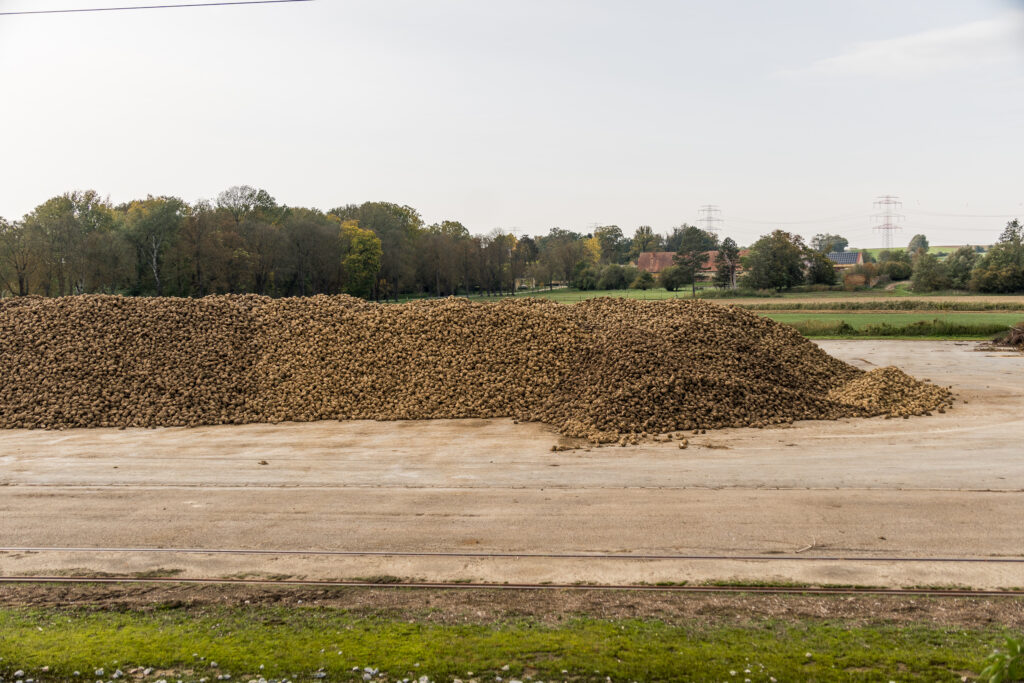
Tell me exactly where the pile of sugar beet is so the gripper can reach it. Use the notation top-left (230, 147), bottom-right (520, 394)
top-left (0, 295), bottom-right (953, 443)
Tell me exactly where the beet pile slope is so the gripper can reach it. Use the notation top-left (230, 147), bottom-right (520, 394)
top-left (0, 295), bottom-right (952, 440)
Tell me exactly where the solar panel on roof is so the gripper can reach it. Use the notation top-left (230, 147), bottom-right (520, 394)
top-left (827, 252), bottom-right (859, 264)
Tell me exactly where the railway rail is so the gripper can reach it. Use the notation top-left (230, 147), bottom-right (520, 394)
top-left (0, 575), bottom-right (1022, 597)
top-left (2, 546), bottom-right (1024, 563)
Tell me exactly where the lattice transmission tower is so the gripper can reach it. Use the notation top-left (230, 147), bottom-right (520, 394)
top-left (697, 205), bottom-right (722, 235)
top-left (872, 195), bottom-right (904, 249)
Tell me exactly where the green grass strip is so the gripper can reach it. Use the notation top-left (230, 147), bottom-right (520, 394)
top-left (0, 606), bottom-right (1010, 681)
top-left (762, 312), bottom-right (1022, 339)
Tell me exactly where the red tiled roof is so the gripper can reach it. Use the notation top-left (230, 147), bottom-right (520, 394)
top-left (636, 251), bottom-right (676, 273)
top-left (637, 250), bottom-right (750, 274)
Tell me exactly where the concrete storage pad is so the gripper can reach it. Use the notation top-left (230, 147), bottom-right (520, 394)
top-left (1, 341), bottom-right (1022, 589)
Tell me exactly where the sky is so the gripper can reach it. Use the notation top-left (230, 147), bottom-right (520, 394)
top-left (1, 0), bottom-right (1022, 247)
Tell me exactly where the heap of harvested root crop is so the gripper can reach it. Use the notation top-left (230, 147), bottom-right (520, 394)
top-left (0, 295), bottom-right (953, 440)
top-left (827, 367), bottom-right (953, 418)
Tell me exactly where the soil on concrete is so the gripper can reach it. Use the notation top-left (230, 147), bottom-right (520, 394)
top-left (2, 583), bottom-right (1023, 630)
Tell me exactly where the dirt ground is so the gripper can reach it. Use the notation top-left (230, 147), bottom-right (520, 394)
top-left (2, 582), bottom-right (1023, 629)
top-left (0, 340), bottom-right (1022, 590)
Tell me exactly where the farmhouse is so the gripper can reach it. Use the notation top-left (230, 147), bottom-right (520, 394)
top-left (637, 250), bottom-right (750, 280)
top-left (827, 251), bottom-right (864, 270)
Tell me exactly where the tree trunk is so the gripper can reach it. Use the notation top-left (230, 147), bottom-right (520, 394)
top-left (150, 235), bottom-right (163, 296)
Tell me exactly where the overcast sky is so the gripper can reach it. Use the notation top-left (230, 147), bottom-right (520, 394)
top-left (1, 0), bottom-right (1022, 247)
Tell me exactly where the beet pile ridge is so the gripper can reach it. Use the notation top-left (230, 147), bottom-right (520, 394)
top-left (0, 295), bottom-right (953, 440)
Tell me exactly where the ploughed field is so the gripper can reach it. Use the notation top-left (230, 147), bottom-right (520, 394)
top-left (0, 295), bottom-right (952, 442)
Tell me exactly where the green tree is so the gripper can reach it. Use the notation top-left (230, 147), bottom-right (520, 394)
top-left (0, 218), bottom-right (33, 296)
top-left (944, 246), bottom-right (979, 290)
top-left (908, 234), bottom-right (929, 253)
top-left (536, 227), bottom-right (586, 285)
top-left (804, 249), bottom-right (837, 285)
top-left (910, 252), bottom-right (951, 292)
top-left (216, 185), bottom-right (278, 225)
top-left (743, 230), bottom-right (806, 291)
top-left (712, 237), bottom-right (740, 289)
top-left (664, 224), bottom-right (704, 253)
top-left (630, 270), bottom-right (655, 290)
top-left (339, 220), bottom-right (382, 298)
top-left (970, 220), bottom-right (1024, 293)
top-left (629, 225), bottom-right (663, 260)
top-left (331, 202), bottom-right (423, 301)
top-left (810, 233), bottom-right (848, 254)
top-left (593, 225), bottom-right (627, 264)
top-left (124, 196), bottom-right (186, 296)
top-left (23, 191), bottom-right (116, 296)
top-left (673, 226), bottom-right (719, 296)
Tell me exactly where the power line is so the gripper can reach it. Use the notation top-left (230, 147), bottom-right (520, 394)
top-left (728, 215), bottom-right (866, 226)
top-left (904, 211), bottom-right (1021, 219)
top-left (0, 0), bottom-right (312, 16)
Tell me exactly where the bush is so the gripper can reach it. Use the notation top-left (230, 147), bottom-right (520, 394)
top-left (596, 264), bottom-right (633, 290)
top-left (630, 271), bottom-right (655, 290)
top-left (659, 265), bottom-right (689, 292)
top-left (878, 260), bottom-right (912, 281)
top-left (570, 264), bottom-right (600, 291)
top-left (788, 284), bottom-right (841, 293)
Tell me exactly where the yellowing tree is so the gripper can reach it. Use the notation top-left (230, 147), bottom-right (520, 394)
top-left (583, 236), bottom-right (601, 264)
top-left (339, 220), bottom-right (382, 298)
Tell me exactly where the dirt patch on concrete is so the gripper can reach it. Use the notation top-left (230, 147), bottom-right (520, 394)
top-left (2, 583), bottom-right (1023, 629)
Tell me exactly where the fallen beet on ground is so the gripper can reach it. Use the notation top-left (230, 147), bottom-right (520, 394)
top-left (0, 295), bottom-right (953, 441)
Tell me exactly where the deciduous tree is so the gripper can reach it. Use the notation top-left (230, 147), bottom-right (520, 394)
top-left (673, 226), bottom-right (718, 296)
top-left (743, 230), bottom-right (806, 291)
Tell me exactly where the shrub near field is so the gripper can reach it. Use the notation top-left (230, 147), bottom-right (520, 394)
top-left (0, 295), bottom-right (952, 440)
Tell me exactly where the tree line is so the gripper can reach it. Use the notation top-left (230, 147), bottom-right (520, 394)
top-left (0, 187), bottom-right (532, 300)
top-left (1, 187), bottom-right (1020, 298)
top-left (0, 187), bottom-right (728, 299)
top-left (824, 225), bottom-right (1024, 294)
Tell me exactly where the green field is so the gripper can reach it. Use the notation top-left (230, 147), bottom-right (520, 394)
top-left (764, 311), bottom-right (1022, 338)
top-left (462, 284), bottom-right (1024, 303)
top-left (858, 245), bottom-right (983, 260)
top-left (860, 242), bottom-right (987, 259)
top-left (0, 604), bottom-right (1012, 682)
top-left (455, 290), bottom-right (1024, 338)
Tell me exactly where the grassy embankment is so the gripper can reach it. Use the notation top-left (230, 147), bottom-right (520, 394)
top-left (0, 605), bottom-right (1010, 682)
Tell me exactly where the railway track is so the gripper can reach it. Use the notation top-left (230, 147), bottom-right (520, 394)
top-left (0, 575), bottom-right (1022, 597)
top-left (3, 546), bottom-right (1024, 563)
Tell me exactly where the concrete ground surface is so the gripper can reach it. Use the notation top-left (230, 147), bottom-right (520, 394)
top-left (0, 340), bottom-right (1022, 589)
